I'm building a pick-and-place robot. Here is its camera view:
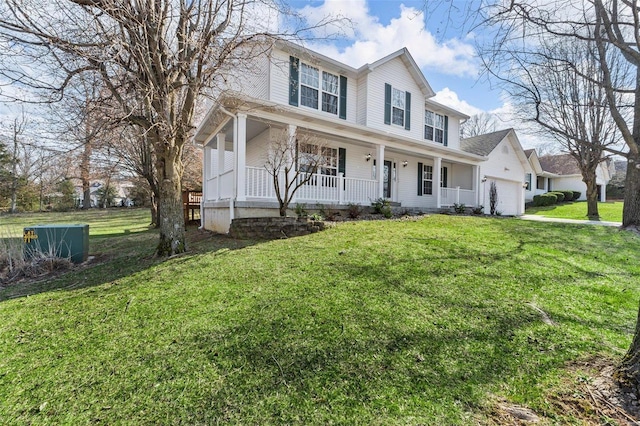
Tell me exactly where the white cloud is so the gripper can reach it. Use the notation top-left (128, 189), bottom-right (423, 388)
top-left (433, 88), bottom-right (483, 116)
top-left (296, 1), bottom-right (478, 77)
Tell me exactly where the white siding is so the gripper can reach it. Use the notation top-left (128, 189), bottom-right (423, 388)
top-left (445, 117), bottom-right (461, 150)
top-left (246, 128), bottom-right (272, 167)
top-left (269, 49), bottom-right (290, 106)
top-left (225, 50), bottom-right (270, 100)
top-left (551, 176), bottom-right (586, 200)
top-left (449, 163), bottom-right (472, 189)
top-left (365, 57), bottom-right (425, 140)
top-left (356, 75), bottom-right (368, 126)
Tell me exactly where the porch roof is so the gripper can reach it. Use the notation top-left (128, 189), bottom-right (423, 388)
top-left (194, 95), bottom-right (487, 164)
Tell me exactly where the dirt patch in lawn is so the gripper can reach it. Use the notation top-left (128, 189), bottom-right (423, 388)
top-left (486, 357), bottom-right (640, 425)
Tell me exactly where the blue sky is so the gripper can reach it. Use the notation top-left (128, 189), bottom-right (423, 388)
top-left (288, 0), bottom-right (502, 116)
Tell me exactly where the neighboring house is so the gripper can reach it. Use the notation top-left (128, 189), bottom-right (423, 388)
top-left (522, 151), bottom-right (611, 202)
top-left (460, 129), bottom-right (530, 215)
top-left (194, 40), bottom-right (528, 233)
top-left (75, 180), bottom-right (135, 207)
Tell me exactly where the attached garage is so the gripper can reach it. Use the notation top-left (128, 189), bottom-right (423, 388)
top-left (460, 129), bottom-right (530, 217)
top-left (482, 176), bottom-right (524, 216)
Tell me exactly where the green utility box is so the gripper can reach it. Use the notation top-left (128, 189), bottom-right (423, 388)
top-left (23, 224), bottom-right (89, 264)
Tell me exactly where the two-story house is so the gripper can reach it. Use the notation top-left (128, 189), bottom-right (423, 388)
top-left (194, 40), bottom-right (526, 233)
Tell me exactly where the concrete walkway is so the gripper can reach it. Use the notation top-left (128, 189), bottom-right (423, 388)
top-left (520, 214), bottom-right (622, 227)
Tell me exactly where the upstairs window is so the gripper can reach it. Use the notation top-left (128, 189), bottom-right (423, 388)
top-left (289, 57), bottom-right (346, 118)
top-left (392, 88), bottom-right (405, 126)
top-left (425, 110), bottom-right (445, 143)
top-left (384, 83), bottom-right (411, 130)
top-left (300, 63), bottom-right (319, 109)
top-left (321, 71), bottom-right (339, 114)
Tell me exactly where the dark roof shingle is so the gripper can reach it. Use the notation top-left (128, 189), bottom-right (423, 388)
top-left (538, 154), bottom-right (581, 175)
top-left (460, 129), bottom-right (513, 156)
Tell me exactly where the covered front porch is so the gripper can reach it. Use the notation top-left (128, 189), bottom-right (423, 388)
top-left (197, 108), bottom-right (484, 233)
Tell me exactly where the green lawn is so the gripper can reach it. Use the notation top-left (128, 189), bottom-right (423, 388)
top-left (526, 200), bottom-right (624, 222)
top-left (1, 211), bottom-right (639, 424)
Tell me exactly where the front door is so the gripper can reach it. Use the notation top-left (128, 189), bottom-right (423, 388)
top-left (383, 160), bottom-right (392, 198)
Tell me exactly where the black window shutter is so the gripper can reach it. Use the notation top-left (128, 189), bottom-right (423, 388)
top-left (339, 147), bottom-right (346, 189)
top-left (443, 115), bottom-right (449, 146)
top-left (289, 56), bottom-right (299, 107)
top-left (417, 162), bottom-right (423, 196)
top-left (441, 167), bottom-right (448, 188)
top-left (384, 83), bottom-right (391, 125)
top-left (339, 76), bottom-right (347, 120)
top-left (405, 91), bottom-right (411, 130)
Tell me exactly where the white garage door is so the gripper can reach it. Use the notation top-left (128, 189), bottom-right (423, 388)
top-left (483, 179), bottom-right (521, 216)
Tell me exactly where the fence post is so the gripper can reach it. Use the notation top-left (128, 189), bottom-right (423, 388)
top-left (456, 186), bottom-right (460, 204)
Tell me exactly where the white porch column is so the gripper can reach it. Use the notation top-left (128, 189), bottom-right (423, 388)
top-left (287, 124), bottom-right (297, 202)
top-left (236, 113), bottom-right (247, 201)
top-left (601, 183), bottom-right (607, 202)
top-left (377, 144), bottom-right (385, 198)
top-left (434, 156), bottom-right (442, 208)
top-left (472, 165), bottom-right (479, 206)
top-left (203, 144), bottom-right (212, 201)
top-left (216, 133), bottom-right (225, 200)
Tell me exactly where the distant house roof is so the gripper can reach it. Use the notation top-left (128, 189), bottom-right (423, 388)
top-left (523, 149), bottom-right (535, 158)
top-left (538, 154), bottom-right (581, 175)
top-left (460, 129), bottom-right (513, 156)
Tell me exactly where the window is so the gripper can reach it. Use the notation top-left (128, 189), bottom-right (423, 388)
top-left (298, 144), bottom-right (338, 185)
top-left (425, 110), bottom-right (445, 143)
top-left (536, 176), bottom-right (545, 190)
top-left (422, 165), bottom-right (433, 195)
top-left (299, 63), bottom-right (341, 116)
top-left (290, 57), bottom-right (347, 118)
top-left (300, 63), bottom-right (319, 109)
top-left (392, 88), bottom-right (405, 126)
top-left (321, 71), bottom-right (339, 114)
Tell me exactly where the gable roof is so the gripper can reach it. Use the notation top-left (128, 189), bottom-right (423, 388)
top-left (538, 154), bottom-right (581, 175)
top-left (357, 48), bottom-right (435, 98)
top-left (460, 129), bottom-right (513, 156)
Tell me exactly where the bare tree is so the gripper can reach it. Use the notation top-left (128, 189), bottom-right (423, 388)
top-left (0, 0), bottom-right (338, 255)
top-left (8, 114), bottom-right (27, 213)
top-left (265, 128), bottom-right (328, 217)
top-left (460, 112), bottom-right (497, 138)
top-left (477, 0), bottom-right (640, 396)
top-left (480, 36), bottom-right (625, 218)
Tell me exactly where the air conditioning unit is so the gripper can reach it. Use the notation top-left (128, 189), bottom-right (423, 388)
top-left (23, 224), bottom-right (89, 264)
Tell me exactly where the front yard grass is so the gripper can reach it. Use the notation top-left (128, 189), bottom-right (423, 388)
top-left (1, 212), bottom-right (639, 424)
top-left (526, 200), bottom-right (623, 222)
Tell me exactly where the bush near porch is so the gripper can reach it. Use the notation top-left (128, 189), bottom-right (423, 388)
top-left (0, 210), bottom-right (638, 424)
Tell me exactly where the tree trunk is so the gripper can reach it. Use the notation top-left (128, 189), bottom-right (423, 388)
top-left (80, 133), bottom-right (92, 209)
top-left (279, 203), bottom-right (287, 216)
top-left (155, 141), bottom-right (186, 256)
top-left (623, 152), bottom-right (640, 228)
top-left (583, 169), bottom-right (600, 219)
top-left (616, 302), bottom-right (640, 395)
top-left (149, 195), bottom-right (158, 227)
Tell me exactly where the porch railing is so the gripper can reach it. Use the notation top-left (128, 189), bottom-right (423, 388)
top-left (245, 166), bottom-right (378, 205)
top-left (440, 187), bottom-right (476, 206)
top-left (215, 167), bottom-right (478, 208)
